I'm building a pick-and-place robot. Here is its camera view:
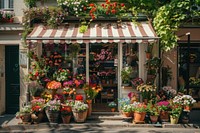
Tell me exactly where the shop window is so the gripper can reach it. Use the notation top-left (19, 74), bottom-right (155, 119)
top-left (178, 44), bottom-right (200, 109)
top-left (122, 43), bottom-right (139, 87)
top-left (0, 0), bottom-right (13, 9)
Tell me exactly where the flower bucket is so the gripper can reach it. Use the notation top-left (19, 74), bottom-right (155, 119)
top-left (61, 115), bottom-right (71, 124)
top-left (133, 112), bottom-right (146, 122)
top-left (72, 110), bottom-right (87, 123)
top-left (45, 110), bottom-right (60, 123)
top-left (160, 111), bottom-right (169, 122)
top-left (170, 115), bottom-right (179, 124)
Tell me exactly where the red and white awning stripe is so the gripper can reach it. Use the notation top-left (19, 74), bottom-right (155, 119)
top-left (26, 22), bottom-right (158, 44)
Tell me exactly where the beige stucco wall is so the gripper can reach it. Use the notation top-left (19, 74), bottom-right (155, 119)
top-left (14, 0), bottom-right (27, 23)
top-left (0, 45), bottom-right (5, 114)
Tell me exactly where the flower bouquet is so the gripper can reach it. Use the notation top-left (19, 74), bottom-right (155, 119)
top-left (136, 83), bottom-right (156, 101)
top-left (46, 80), bottom-right (62, 90)
top-left (53, 68), bottom-right (71, 82)
top-left (83, 83), bottom-right (102, 100)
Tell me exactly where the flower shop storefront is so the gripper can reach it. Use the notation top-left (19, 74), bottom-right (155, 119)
top-left (25, 21), bottom-right (158, 112)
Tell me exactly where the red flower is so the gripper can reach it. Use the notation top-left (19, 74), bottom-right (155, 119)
top-left (89, 3), bottom-right (95, 7)
top-left (121, 3), bottom-right (125, 7)
top-left (111, 9), bottom-right (116, 14)
top-left (101, 3), bottom-right (105, 7)
top-left (75, 95), bottom-right (83, 100)
top-left (83, 6), bottom-right (87, 11)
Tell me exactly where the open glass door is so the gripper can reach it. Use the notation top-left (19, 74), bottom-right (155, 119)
top-left (89, 43), bottom-right (118, 112)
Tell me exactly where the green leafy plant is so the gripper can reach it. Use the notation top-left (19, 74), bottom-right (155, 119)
top-left (68, 43), bottom-right (81, 58)
top-left (121, 66), bottom-right (133, 84)
top-left (147, 103), bottom-right (159, 116)
top-left (121, 104), bottom-right (132, 113)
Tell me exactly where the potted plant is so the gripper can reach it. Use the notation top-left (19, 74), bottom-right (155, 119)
top-left (145, 43), bottom-right (153, 59)
top-left (173, 94), bottom-right (196, 111)
top-left (157, 101), bottom-right (170, 122)
top-left (133, 103), bottom-right (147, 123)
top-left (121, 66), bottom-right (133, 86)
top-left (118, 98), bottom-right (130, 114)
top-left (108, 101), bottom-right (117, 112)
top-left (45, 99), bottom-right (61, 123)
top-left (145, 57), bottom-right (161, 84)
top-left (15, 105), bottom-right (32, 123)
top-left (31, 98), bottom-right (45, 123)
top-left (72, 101), bottom-right (88, 123)
top-left (60, 100), bottom-right (74, 124)
top-left (121, 104), bottom-right (133, 117)
top-left (169, 104), bottom-right (182, 124)
top-left (131, 77), bottom-right (144, 89)
top-left (147, 103), bottom-right (159, 123)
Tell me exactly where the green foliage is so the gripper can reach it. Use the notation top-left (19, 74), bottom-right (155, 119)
top-left (24, 0), bottom-right (37, 8)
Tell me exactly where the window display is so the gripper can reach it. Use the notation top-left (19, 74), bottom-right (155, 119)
top-left (178, 44), bottom-right (200, 109)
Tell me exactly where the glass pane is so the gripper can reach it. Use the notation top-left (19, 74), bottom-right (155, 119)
top-left (0, 0), bottom-right (4, 9)
top-left (122, 43), bottom-right (139, 87)
top-left (9, 0), bottom-right (13, 8)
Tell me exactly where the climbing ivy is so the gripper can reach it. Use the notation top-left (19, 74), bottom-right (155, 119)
top-left (120, 0), bottom-right (200, 51)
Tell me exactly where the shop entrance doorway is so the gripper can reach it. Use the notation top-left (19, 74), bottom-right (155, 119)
top-left (5, 45), bottom-right (20, 114)
top-left (89, 43), bottom-right (118, 112)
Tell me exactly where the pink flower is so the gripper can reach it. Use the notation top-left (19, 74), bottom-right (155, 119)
top-left (157, 101), bottom-right (169, 106)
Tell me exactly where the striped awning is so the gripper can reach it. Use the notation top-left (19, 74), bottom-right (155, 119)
top-left (26, 22), bottom-right (158, 44)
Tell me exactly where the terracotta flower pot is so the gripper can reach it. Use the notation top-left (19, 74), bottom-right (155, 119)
top-left (61, 115), bottom-right (71, 124)
top-left (123, 111), bottom-right (132, 117)
top-left (133, 112), bottom-right (146, 122)
top-left (150, 115), bottom-right (158, 123)
top-left (160, 111), bottom-right (169, 122)
top-left (111, 108), bottom-right (116, 112)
